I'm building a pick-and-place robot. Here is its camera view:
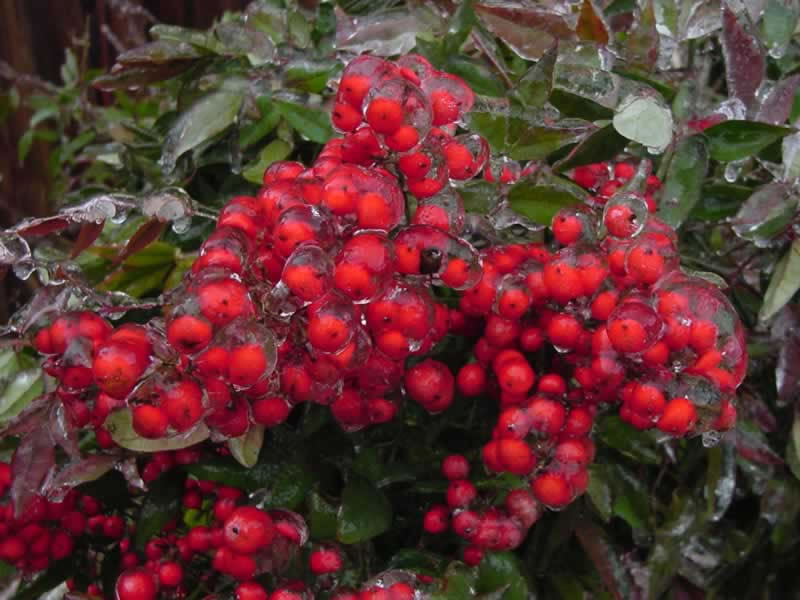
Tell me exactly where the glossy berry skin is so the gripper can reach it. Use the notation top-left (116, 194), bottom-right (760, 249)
top-left (310, 547), bottom-right (344, 574)
top-left (115, 568), bottom-right (159, 600)
top-left (442, 454), bottom-right (469, 480)
top-left (237, 582), bottom-right (269, 600)
top-left (223, 507), bottom-right (275, 554)
top-left (423, 505), bottom-right (450, 534)
top-left (404, 359), bottom-right (454, 413)
top-left (531, 473), bottom-right (571, 508)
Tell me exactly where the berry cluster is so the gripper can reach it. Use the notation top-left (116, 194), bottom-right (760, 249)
top-left (7, 52), bottom-right (748, 597)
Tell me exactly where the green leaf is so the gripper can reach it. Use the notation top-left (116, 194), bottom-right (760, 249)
top-left (553, 124), bottom-right (629, 172)
top-left (657, 135), bottom-right (708, 227)
top-left (596, 416), bottom-right (660, 464)
top-left (731, 182), bottom-right (797, 247)
top-left (431, 563), bottom-right (478, 600)
top-left (242, 139), bottom-right (293, 184)
top-left (691, 183), bottom-right (752, 221)
top-left (612, 94), bottom-right (673, 152)
top-left (104, 408), bottom-right (210, 452)
top-left (274, 99), bottom-right (333, 144)
top-left (336, 475), bottom-right (392, 544)
top-left (308, 491), bottom-right (338, 540)
top-left (787, 417), bottom-right (800, 481)
top-left (460, 180), bottom-right (503, 214)
top-left (0, 360), bottom-right (43, 424)
top-left (587, 463), bottom-right (613, 522)
top-left (704, 120), bottom-right (794, 162)
top-left (476, 552), bottom-right (530, 600)
top-left (134, 472), bottom-right (184, 550)
top-left (183, 457), bottom-right (260, 491)
top-left (507, 170), bottom-right (588, 225)
top-left (228, 424), bottom-right (265, 468)
top-left (510, 45), bottom-right (556, 109)
top-left (704, 440), bottom-right (736, 521)
top-left (761, 0), bottom-right (799, 58)
top-left (17, 129), bottom-right (34, 165)
top-left (285, 59), bottom-right (341, 94)
top-left (443, 0), bottom-right (476, 56)
top-left (159, 89), bottom-right (244, 173)
top-left (0, 560), bottom-right (15, 579)
top-left (444, 57), bottom-right (506, 97)
top-left (759, 239), bottom-right (800, 321)
top-left (10, 558), bottom-right (73, 600)
top-left (239, 99), bottom-right (280, 148)
top-left (469, 110), bottom-right (592, 160)
top-left (254, 460), bottom-right (313, 510)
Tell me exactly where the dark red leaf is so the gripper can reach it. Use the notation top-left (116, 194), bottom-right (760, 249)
top-left (0, 394), bottom-right (51, 437)
top-left (721, 6), bottom-right (765, 111)
top-left (474, 3), bottom-right (575, 60)
top-left (576, 0), bottom-right (609, 44)
top-left (115, 219), bottom-right (167, 264)
top-left (13, 216), bottom-right (71, 237)
top-left (71, 221), bottom-right (106, 258)
top-left (10, 427), bottom-right (56, 517)
top-left (756, 74), bottom-right (800, 125)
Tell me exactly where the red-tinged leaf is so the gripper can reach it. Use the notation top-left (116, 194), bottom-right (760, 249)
top-left (576, 0), bottom-right (609, 44)
top-left (115, 219), bottom-right (166, 264)
top-left (70, 221), bottom-right (105, 259)
top-left (13, 216), bottom-right (71, 237)
top-left (474, 3), bottom-right (575, 60)
top-left (92, 62), bottom-right (195, 91)
top-left (10, 428), bottom-right (56, 517)
top-left (625, 0), bottom-right (659, 71)
top-left (50, 402), bottom-right (80, 459)
top-left (115, 40), bottom-right (203, 66)
top-left (772, 307), bottom-right (800, 406)
top-left (721, 6), bottom-right (765, 111)
top-left (756, 74), bottom-right (800, 125)
top-left (43, 455), bottom-right (119, 501)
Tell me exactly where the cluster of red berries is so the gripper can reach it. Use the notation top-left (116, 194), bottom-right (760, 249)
top-left (8, 51), bottom-right (749, 597)
top-left (0, 461), bottom-right (109, 574)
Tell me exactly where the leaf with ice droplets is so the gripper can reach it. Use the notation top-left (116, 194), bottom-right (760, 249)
top-left (720, 6), bottom-right (765, 111)
top-left (159, 89), bottom-right (244, 174)
top-left (761, 0), bottom-right (800, 59)
top-left (759, 239), bottom-right (800, 321)
top-left (731, 182), bottom-right (796, 248)
top-left (228, 424), bottom-right (265, 468)
top-left (678, 0), bottom-right (722, 40)
top-left (756, 75), bottom-right (800, 125)
top-left (337, 7), bottom-right (428, 56)
top-left (613, 93), bottom-right (673, 152)
top-left (772, 307), bottom-right (800, 405)
top-left (10, 428), bottom-right (56, 517)
top-left (0, 353), bottom-right (43, 424)
top-left (474, 2), bottom-right (576, 61)
top-left (657, 135), bottom-right (708, 227)
top-left (782, 124), bottom-right (800, 181)
top-left (625, 0), bottom-right (659, 71)
top-left (104, 408), bottom-right (210, 452)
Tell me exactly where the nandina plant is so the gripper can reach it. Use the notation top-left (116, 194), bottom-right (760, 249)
top-left (1, 1), bottom-right (799, 598)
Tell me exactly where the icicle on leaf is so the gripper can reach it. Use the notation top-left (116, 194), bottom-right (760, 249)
top-left (720, 6), bottom-right (765, 111)
top-left (159, 89), bottom-right (244, 174)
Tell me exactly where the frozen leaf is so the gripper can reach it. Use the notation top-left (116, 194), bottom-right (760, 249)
top-left (115, 457), bottom-right (146, 491)
top-left (336, 7), bottom-right (428, 56)
top-left (70, 222), bottom-right (105, 259)
top-left (759, 239), bottom-right (800, 320)
top-left (159, 89), bottom-right (244, 173)
top-left (657, 135), bottom-right (708, 227)
top-left (115, 40), bottom-right (203, 66)
top-left (0, 232), bottom-right (34, 281)
top-left (43, 455), bottom-right (119, 502)
top-left (576, 0), bottom-right (609, 44)
top-left (626, 0), bottom-right (659, 71)
top-left (474, 2), bottom-right (576, 60)
top-left (274, 98), bottom-right (333, 144)
top-left (510, 45), bottom-right (556, 110)
top-left (92, 62), bottom-right (195, 90)
top-left (755, 75), bottom-right (800, 125)
top-left (678, 0), bottom-right (722, 41)
top-left (704, 120), bottom-right (794, 162)
top-left (720, 6), bottom-right (765, 111)
top-left (789, 417), bottom-right (800, 480)
top-left (104, 408), bottom-right (210, 452)
top-left (141, 188), bottom-right (193, 225)
top-left (337, 475), bottom-right (392, 544)
top-left (116, 219), bottom-right (167, 263)
top-left (507, 168), bottom-right (588, 224)
top-left (612, 93), bottom-right (673, 153)
top-left (734, 420), bottom-right (784, 465)
top-left (731, 182), bottom-right (796, 247)
top-left (760, 0), bottom-right (800, 59)
top-left (215, 22), bottom-right (276, 66)
top-left (0, 360), bottom-right (43, 424)
top-left (704, 440), bottom-right (736, 521)
top-left (228, 424), bottom-right (265, 468)
top-left (242, 139), bottom-right (293, 184)
top-left (553, 64), bottom-right (620, 112)
top-left (554, 124), bottom-right (629, 172)
top-left (587, 463), bottom-right (613, 522)
top-left (476, 552), bottom-right (530, 600)
top-left (0, 394), bottom-right (51, 438)
top-left (782, 124), bottom-right (800, 181)
top-left (308, 491), bottom-right (338, 540)
top-left (49, 402), bottom-right (80, 459)
top-left (431, 563), bottom-right (478, 599)
top-left (10, 428), bottom-right (56, 517)
top-left (773, 307), bottom-right (800, 404)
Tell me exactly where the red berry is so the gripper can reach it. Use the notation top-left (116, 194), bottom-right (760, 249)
top-left (423, 505), bottom-right (449, 534)
top-left (115, 568), bottom-right (159, 600)
top-left (442, 454), bottom-right (470, 480)
top-left (446, 479), bottom-right (477, 508)
top-left (531, 472), bottom-right (571, 508)
top-left (223, 506), bottom-right (275, 554)
top-left (237, 582), bottom-right (269, 600)
top-left (404, 359), bottom-right (454, 413)
top-left (365, 98), bottom-right (405, 135)
top-left (158, 562), bottom-right (183, 587)
top-left (310, 547), bottom-right (344, 574)
top-left (132, 405), bottom-right (169, 439)
top-left (657, 397), bottom-right (697, 436)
